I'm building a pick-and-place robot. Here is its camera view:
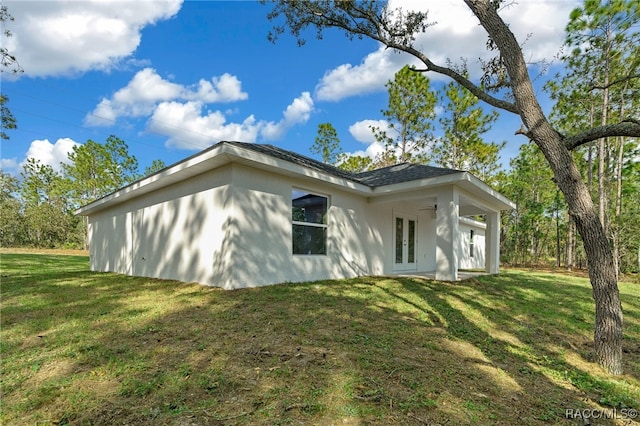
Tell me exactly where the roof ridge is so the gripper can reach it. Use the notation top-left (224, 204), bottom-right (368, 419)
top-left (354, 162), bottom-right (461, 177)
top-left (221, 141), bottom-right (463, 188)
top-left (222, 141), bottom-right (360, 181)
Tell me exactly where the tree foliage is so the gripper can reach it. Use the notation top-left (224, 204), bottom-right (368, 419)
top-left (337, 154), bottom-right (373, 174)
top-left (144, 159), bottom-right (167, 177)
top-left (1, 5), bottom-right (23, 74)
top-left (432, 75), bottom-right (503, 185)
top-left (310, 122), bottom-right (343, 164)
top-left (19, 159), bottom-right (76, 247)
top-left (547, 0), bottom-right (640, 277)
top-left (1, 94), bottom-right (17, 140)
top-left (62, 135), bottom-right (139, 207)
top-left (1, 5), bottom-right (21, 141)
top-left (264, 0), bottom-right (640, 374)
top-left (0, 136), bottom-right (142, 249)
top-left (498, 145), bottom-right (568, 266)
top-left (372, 65), bottom-right (437, 166)
top-left (0, 171), bottom-right (25, 246)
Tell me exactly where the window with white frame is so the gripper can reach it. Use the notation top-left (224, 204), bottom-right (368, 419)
top-left (291, 189), bottom-right (327, 255)
top-left (470, 229), bottom-right (475, 258)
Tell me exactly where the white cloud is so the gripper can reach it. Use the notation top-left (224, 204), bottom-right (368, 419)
top-left (316, 49), bottom-right (413, 101)
top-left (346, 141), bottom-right (386, 161)
top-left (147, 92), bottom-right (314, 150)
top-left (347, 118), bottom-right (430, 161)
top-left (112, 68), bottom-right (183, 109)
top-left (348, 119), bottom-right (391, 144)
top-left (345, 119), bottom-right (394, 161)
top-left (148, 101), bottom-right (260, 150)
top-left (2, 0), bottom-right (183, 77)
top-left (283, 92), bottom-right (314, 124)
top-left (315, 0), bottom-right (578, 101)
top-left (85, 68), bottom-right (249, 126)
top-left (21, 138), bottom-right (81, 172)
top-left (1, 158), bottom-right (19, 174)
top-left (85, 99), bottom-right (119, 126)
top-left (261, 92), bottom-right (314, 140)
top-left (186, 74), bottom-right (249, 103)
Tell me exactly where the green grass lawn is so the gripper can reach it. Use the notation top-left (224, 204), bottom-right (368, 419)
top-left (1, 253), bottom-right (639, 425)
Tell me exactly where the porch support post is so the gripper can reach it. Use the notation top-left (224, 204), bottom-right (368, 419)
top-left (436, 187), bottom-right (459, 281)
top-left (485, 211), bottom-right (500, 274)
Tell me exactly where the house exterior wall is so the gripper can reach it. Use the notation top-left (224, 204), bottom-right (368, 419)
top-left (458, 220), bottom-right (486, 270)
top-left (226, 164), bottom-right (382, 288)
top-left (364, 201), bottom-right (437, 274)
top-left (86, 160), bottom-right (503, 288)
top-left (88, 165), bottom-right (234, 285)
top-left (421, 213), bottom-right (437, 271)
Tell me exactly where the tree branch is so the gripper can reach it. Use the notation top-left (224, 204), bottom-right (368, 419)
top-left (590, 74), bottom-right (640, 91)
top-left (564, 119), bottom-right (640, 151)
top-left (384, 43), bottom-right (519, 114)
top-left (265, 1), bottom-right (519, 115)
top-left (514, 125), bottom-right (532, 139)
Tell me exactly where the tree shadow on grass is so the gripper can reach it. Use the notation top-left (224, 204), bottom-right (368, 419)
top-left (2, 258), bottom-right (639, 425)
top-left (388, 274), bottom-right (640, 416)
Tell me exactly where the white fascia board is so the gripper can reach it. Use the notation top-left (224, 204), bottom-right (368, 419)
top-left (75, 143), bottom-right (372, 216)
top-left (370, 172), bottom-right (515, 211)
top-left (369, 171), bottom-right (467, 198)
top-left (459, 216), bottom-right (487, 229)
top-left (460, 173), bottom-right (515, 211)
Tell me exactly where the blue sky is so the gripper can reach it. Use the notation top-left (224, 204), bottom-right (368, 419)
top-left (1, 0), bottom-right (579, 178)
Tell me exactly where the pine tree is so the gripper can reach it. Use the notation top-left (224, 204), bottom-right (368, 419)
top-left (433, 77), bottom-right (503, 184)
top-left (371, 65), bottom-right (437, 166)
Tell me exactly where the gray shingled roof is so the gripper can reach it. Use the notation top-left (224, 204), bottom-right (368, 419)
top-left (354, 163), bottom-right (462, 186)
top-left (224, 141), bottom-right (462, 188)
top-left (225, 141), bottom-right (356, 181)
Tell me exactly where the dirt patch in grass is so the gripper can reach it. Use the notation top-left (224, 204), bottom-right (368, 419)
top-left (1, 253), bottom-right (639, 425)
top-left (1, 247), bottom-right (89, 256)
top-left (26, 359), bottom-right (77, 386)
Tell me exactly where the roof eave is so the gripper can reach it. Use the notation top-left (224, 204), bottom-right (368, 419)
top-left (75, 143), bottom-right (232, 216)
top-left (462, 173), bottom-right (516, 211)
top-left (370, 171), bottom-right (515, 211)
top-left (75, 142), bottom-right (372, 216)
top-left (222, 143), bottom-right (372, 194)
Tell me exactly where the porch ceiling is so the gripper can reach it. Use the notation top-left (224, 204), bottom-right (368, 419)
top-left (367, 189), bottom-right (502, 216)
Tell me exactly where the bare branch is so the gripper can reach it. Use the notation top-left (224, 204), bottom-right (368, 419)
top-left (386, 43), bottom-right (519, 114)
top-left (589, 74), bottom-right (640, 91)
top-left (514, 125), bottom-right (532, 138)
top-left (264, 0), bottom-right (519, 114)
top-left (564, 119), bottom-right (640, 151)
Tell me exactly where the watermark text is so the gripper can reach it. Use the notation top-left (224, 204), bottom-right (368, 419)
top-left (565, 408), bottom-right (638, 420)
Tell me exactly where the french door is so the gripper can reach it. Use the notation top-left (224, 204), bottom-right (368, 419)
top-left (393, 212), bottom-right (417, 271)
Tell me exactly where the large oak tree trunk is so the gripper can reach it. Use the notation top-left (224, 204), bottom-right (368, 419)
top-left (560, 164), bottom-right (623, 374)
top-left (466, 0), bottom-right (624, 374)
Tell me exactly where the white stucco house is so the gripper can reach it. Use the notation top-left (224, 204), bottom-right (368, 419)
top-left (76, 141), bottom-right (515, 289)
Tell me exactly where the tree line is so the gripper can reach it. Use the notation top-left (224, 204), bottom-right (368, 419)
top-left (0, 136), bottom-right (165, 249)
top-left (312, 65), bottom-right (504, 186)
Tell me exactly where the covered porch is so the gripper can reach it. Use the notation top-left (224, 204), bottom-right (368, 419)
top-left (366, 171), bottom-right (515, 282)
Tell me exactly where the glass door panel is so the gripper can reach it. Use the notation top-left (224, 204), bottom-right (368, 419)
top-left (395, 217), bottom-right (404, 264)
top-left (393, 213), bottom-right (417, 271)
